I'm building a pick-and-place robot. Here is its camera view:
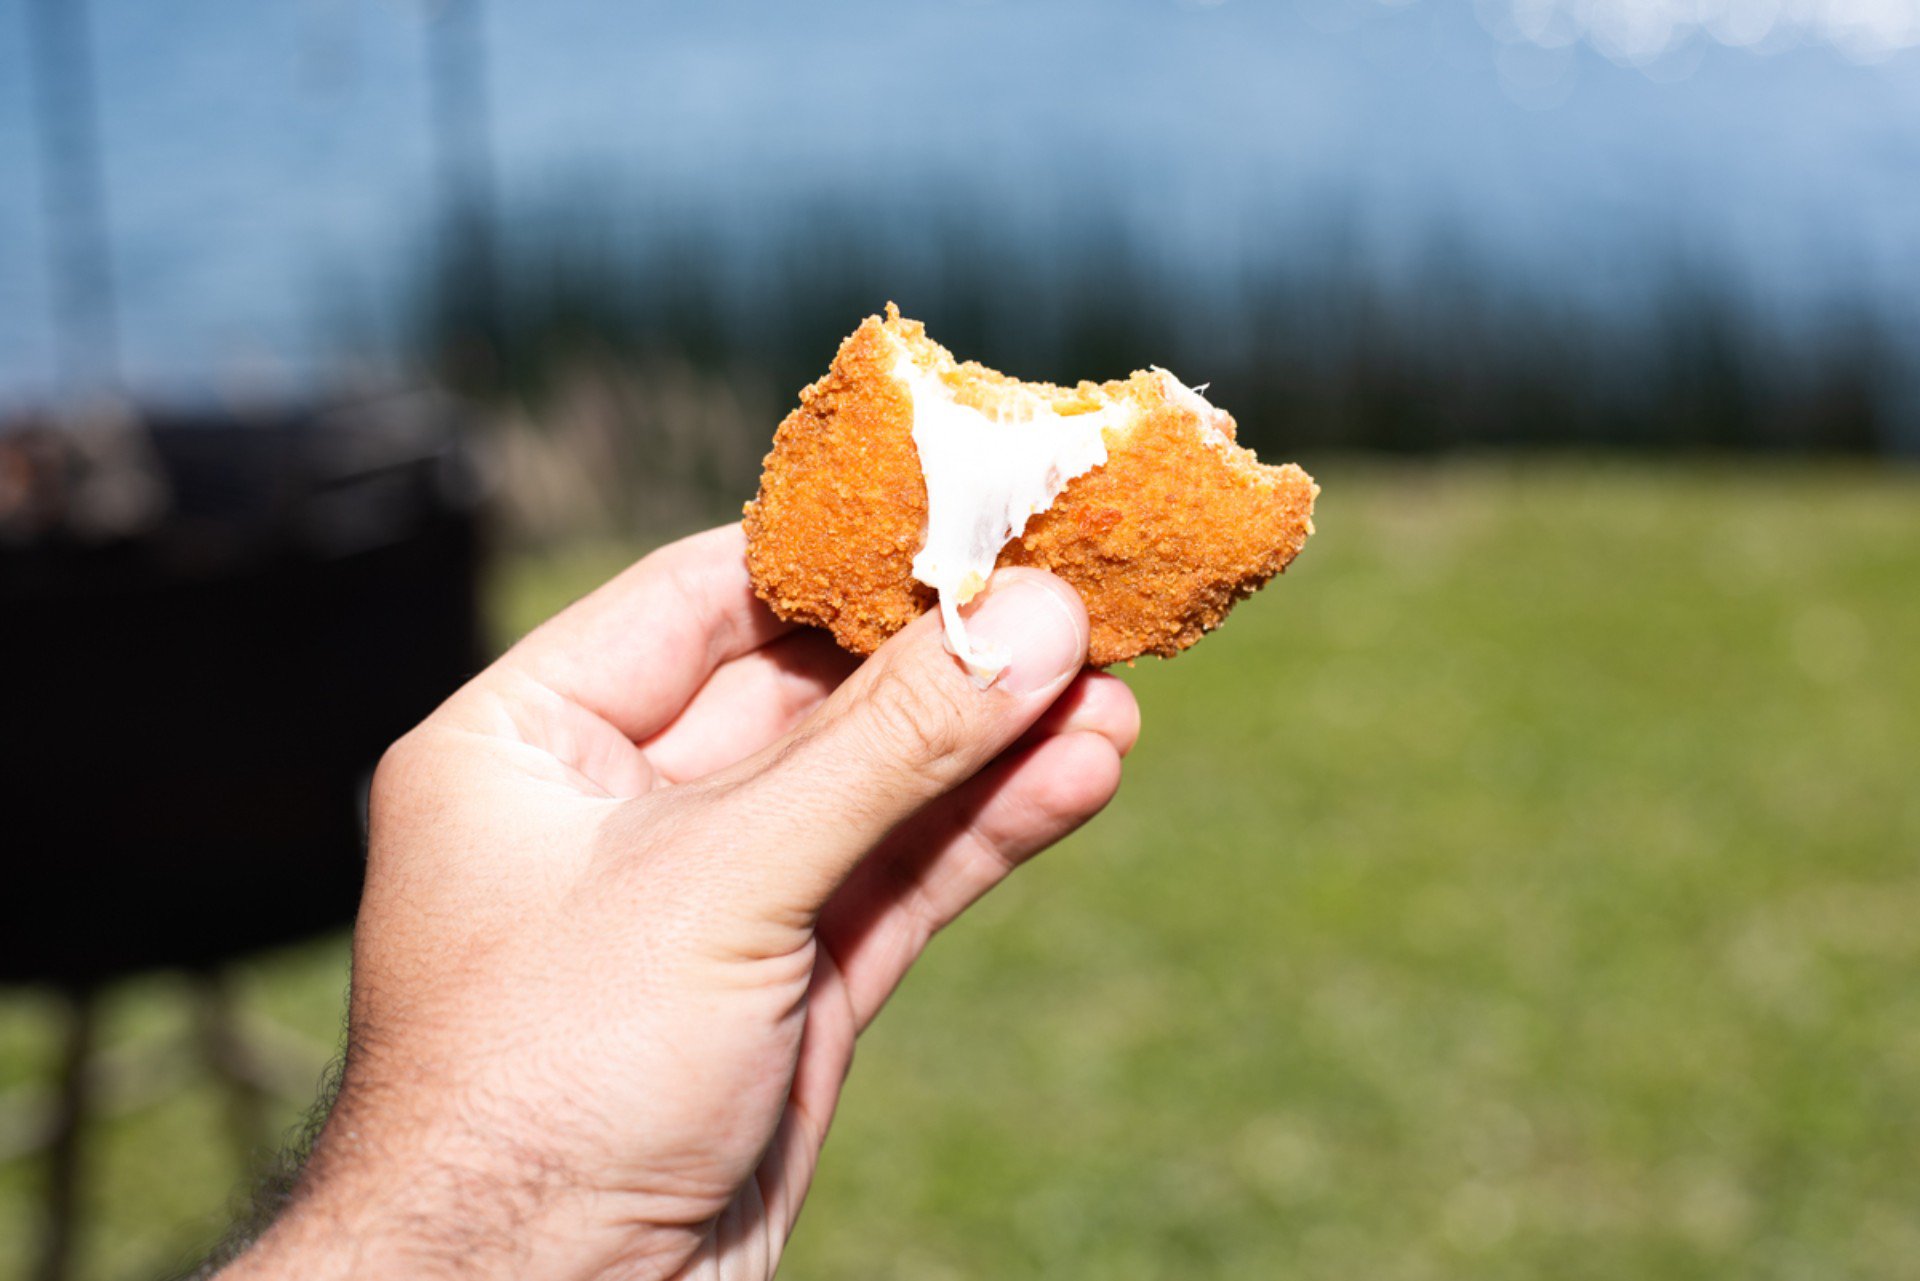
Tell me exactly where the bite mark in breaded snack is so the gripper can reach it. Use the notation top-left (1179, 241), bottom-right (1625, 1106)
top-left (743, 306), bottom-right (1318, 670)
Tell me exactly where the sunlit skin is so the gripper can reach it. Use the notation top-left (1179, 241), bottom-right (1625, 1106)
top-left (218, 523), bottom-right (1138, 1281)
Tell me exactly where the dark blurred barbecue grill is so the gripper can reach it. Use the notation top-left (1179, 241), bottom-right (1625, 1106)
top-left (0, 394), bottom-right (484, 1280)
top-left (6, 0), bottom-right (499, 1269)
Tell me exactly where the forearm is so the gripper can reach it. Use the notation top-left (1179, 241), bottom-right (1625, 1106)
top-left (211, 1088), bottom-right (685, 1281)
top-left (217, 1165), bottom-right (521, 1281)
top-left (183, 1056), bottom-right (522, 1281)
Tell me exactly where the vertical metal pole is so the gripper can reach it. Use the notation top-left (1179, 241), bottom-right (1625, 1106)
top-left (23, 0), bottom-right (120, 399)
top-left (193, 971), bottom-right (270, 1172)
top-left (33, 992), bottom-right (93, 1281)
top-left (424, 0), bottom-right (500, 386)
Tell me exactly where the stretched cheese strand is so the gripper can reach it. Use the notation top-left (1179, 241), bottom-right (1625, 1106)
top-left (895, 354), bottom-right (1119, 685)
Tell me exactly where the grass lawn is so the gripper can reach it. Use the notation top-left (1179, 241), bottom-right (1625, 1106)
top-left (4, 458), bottom-right (1918, 1280)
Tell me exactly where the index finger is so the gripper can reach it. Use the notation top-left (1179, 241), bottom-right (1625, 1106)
top-left (499, 524), bottom-right (796, 742)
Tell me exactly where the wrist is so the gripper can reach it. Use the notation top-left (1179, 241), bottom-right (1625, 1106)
top-left (219, 1102), bottom-right (681, 1281)
top-left (220, 1150), bottom-right (528, 1281)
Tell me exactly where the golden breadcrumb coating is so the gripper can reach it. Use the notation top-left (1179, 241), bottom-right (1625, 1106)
top-left (743, 306), bottom-right (1317, 667)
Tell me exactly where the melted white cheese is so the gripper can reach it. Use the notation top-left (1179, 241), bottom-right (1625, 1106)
top-left (897, 354), bottom-right (1120, 684)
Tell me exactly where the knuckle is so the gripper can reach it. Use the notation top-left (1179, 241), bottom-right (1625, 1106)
top-left (858, 661), bottom-right (973, 781)
top-left (369, 728), bottom-right (431, 817)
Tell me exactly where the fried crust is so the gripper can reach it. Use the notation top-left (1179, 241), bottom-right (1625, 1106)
top-left (743, 308), bottom-right (1317, 666)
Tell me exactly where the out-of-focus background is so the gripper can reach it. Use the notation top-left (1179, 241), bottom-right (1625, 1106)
top-left (3, 1), bottom-right (1918, 1278)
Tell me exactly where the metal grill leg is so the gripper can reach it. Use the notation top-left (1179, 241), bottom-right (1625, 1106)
top-left (33, 989), bottom-right (93, 1281)
top-left (193, 972), bottom-right (269, 1170)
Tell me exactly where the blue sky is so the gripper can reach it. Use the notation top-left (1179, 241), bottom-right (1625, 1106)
top-left (2, 0), bottom-right (1916, 404)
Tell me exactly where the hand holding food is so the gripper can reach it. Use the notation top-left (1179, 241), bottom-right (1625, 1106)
top-left (217, 521), bottom-right (1136, 1281)
top-left (212, 310), bottom-right (1316, 1281)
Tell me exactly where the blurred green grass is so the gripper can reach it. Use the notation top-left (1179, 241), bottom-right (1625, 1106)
top-left (4, 459), bottom-right (1918, 1280)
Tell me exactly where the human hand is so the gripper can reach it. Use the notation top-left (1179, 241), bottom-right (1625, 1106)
top-left (222, 524), bottom-right (1138, 1281)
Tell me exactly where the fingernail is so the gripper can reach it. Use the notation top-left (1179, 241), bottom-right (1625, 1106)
top-left (962, 578), bottom-right (1085, 696)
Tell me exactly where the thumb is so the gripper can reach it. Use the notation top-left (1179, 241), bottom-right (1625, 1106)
top-left (703, 567), bottom-right (1089, 927)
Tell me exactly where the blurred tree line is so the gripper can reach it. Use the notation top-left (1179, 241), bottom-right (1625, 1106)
top-left (408, 193), bottom-right (1908, 536)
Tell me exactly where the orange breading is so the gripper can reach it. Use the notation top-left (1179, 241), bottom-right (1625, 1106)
top-left (743, 307), bottom-right (1317, 667)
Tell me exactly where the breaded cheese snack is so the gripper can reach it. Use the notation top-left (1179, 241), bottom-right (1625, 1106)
top-left (744, 306), bottom-right (1317, 676)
